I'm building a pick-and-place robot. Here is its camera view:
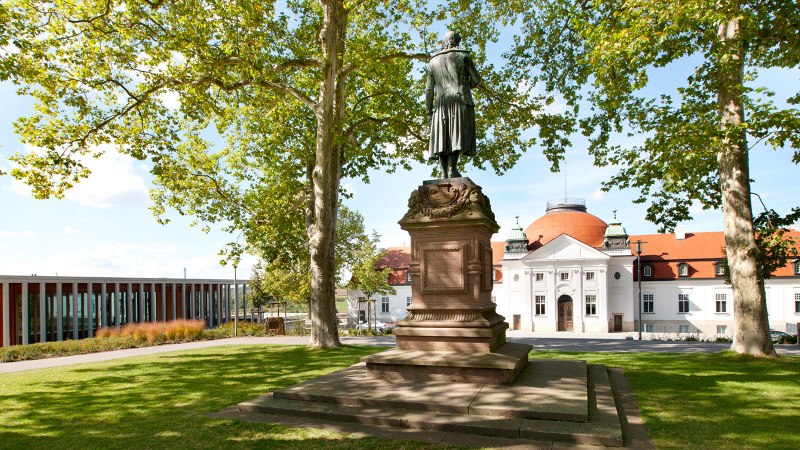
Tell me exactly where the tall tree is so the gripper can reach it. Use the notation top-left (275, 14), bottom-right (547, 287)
top-left (347, 232), bottom-right (396, 302)
top-left (494, 0), bottom-right (800, 356)
top-left (1, 1), bottom-right (549, 347)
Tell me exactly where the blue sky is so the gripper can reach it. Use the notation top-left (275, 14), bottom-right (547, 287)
top-left (1, 31), bottom-right (798, 279)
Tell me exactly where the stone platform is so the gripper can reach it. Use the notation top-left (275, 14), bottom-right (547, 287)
top-left (362, 342), bottom-right (532, 384)
top-left (237, 359), bottom-right (633, 447)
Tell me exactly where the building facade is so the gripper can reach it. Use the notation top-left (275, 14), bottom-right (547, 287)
top-left (1, 275), bottom-right (248, 348)
top-left (351, 198), bottom-right (800, 337)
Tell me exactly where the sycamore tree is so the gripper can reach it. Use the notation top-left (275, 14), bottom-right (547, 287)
top-left (347, 232), bottom-right (396, 301)
top-left (490, 0), bottom-right (800, 356)
top-left (1, 1), bottom-right (549, 347)
top-left (248, 206), bottom-right (371, 310)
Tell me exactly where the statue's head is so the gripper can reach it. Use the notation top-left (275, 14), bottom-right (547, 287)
top-left (443, 30), bottom-right (461, 49)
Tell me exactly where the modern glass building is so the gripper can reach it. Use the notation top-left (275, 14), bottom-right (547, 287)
top-left (1, 275), bottom-right (248, 348)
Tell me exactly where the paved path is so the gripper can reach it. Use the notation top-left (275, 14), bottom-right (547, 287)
top-left (2, 333), bottom-right (797, 374)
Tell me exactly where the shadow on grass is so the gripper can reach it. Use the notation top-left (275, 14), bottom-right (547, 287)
top-left (531, 351), bottom-right (800, 450)
top-left (0, 345), bottom-right (452, 449)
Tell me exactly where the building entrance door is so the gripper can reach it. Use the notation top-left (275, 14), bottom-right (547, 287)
top-left (613, 314), bottom-right (623, 332)
top-left (557, 296), bottom-right (573, 331)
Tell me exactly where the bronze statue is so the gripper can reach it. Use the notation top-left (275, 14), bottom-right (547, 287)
top-left (425, 31), bottom-right (481, 178)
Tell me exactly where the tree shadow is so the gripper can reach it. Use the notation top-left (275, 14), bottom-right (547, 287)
top-left (0, 345), bottom-right (455, 449)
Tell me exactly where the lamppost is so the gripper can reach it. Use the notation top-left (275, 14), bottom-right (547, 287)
top-left (635, 240), bottom-right (646, 341)
top-left (233, 263), bottom-right (238, 337)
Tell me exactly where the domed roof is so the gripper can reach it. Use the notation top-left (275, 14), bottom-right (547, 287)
top-left (525, 199), bottom-right (608, 249)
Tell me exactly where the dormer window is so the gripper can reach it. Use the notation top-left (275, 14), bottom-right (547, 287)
top-left (406, 271), bottom-right (412, 284)
top-left (715, 262), bottom-right (726, 277)
top-left (794, 260), bottom-right (800, 275)
top-left (678, 263), bottom-right (689, 278)
top-left (643, 265), bottom-right (652, 277)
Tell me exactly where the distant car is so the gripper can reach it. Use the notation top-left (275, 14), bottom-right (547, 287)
top-left (769, 330), bottom-right (792, 343)
top-left (356, 321), bottom-right (390, 333)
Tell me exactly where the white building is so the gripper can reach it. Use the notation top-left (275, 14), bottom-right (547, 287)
top-left (351, 198), bottom-right (800, 337)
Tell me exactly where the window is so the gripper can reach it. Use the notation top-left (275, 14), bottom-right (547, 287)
top-left (645, 323), bottom-right (654, 333)
top-left (678, 324), bottom-right (690, 334)
top-left (381, 296), bottom-right (390, 313)
top-left (535, 272), bottom-right (544, 282)
top-left (715, 263), bottom-right (726, 277)
top-left (560, 272), bottom-right (569, 281)
top-left (678, 294), bottom-right (690, 313)
top-left (406, 296), bottom-right (412, 307)
top-left (715, 293), bottom-right (727, 313)
top-left (491, 296), bottom-right (497, 305)
top-left (643, 294), bottom-right (654, 313)
top-left (406, 271), bottom-right (412, 284)
top-left (794, 261), bottom-right (800, 275)
top-left (795, 292), bottom-right (800, 313)
top-left (535, 295), bottom-right (546, 316)
top-left (678, 263), bottom-right (689, 277)
top-left (585, 294), bottom-right (597, 316)
top-left (492, 269), bottom-right (497, 281)
top-left (585, 272), bottom-right (595, 281)
top-left (643, 265), bottom-right (652, 277)
top-left (717, 325), bottom-right (728, 334)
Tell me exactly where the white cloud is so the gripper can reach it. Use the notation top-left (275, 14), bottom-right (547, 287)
top-left (590, 188), bottom-right (606, 200)
top-left (157, 90), bottom-right (180, 110)
top-left (11, 144), bottom-right (150, 208)
top-left (0, 229), bottom-right (36, 238)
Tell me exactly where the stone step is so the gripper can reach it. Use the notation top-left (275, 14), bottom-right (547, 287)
top-left (238, 360), bottom-right (625, 447)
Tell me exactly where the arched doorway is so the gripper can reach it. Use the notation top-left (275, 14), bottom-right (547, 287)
top-left (557, 295), bottom-right (574, 332)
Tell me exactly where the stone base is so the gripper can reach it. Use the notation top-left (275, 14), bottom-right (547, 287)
top-left (233, 359), bottom-right (647, 447)
top-left (362, 342), bottom-right (532, 384)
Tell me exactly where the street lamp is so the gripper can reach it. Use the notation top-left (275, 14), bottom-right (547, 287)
top-left (635, 240), bottom-right (646, 341)
top-left (233, 263), bottom-right (238, 337)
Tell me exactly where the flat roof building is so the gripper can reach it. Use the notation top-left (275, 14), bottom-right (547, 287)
top-left (1, 275), bottom-right (248, 348)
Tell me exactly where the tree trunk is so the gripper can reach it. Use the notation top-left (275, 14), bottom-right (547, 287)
top-left (716, 7), bottom-right (776, 356)
top-left (307, 0), bottom-right (345, 348)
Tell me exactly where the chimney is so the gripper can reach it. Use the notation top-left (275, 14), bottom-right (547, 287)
top-left (675, 225), bottom-right (686, 240)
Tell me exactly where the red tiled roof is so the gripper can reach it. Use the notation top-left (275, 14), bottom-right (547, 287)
top-left (378, 247), bottom-right (411, 269)
top-left (631, 229), bottom-right (800, 279)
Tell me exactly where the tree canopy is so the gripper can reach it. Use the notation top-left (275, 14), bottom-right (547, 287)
top-left (489, 0), bottom-right (800, 355)
top-left (1, 1), bottom-right (553, 347)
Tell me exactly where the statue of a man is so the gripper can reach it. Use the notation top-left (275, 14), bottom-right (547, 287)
top-left (425, 30), bottom-right (482, 179)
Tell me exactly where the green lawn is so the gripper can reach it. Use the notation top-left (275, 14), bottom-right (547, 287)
top-left (1, 347), bottom-right (798, 449)
top-left (531, 350), bottom-right (800, 450)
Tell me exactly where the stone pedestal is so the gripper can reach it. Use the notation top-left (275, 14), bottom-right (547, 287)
top-left (363, 178), bottom-right (532, 384)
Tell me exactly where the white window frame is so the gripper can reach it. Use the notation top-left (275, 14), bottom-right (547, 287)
top-left (716, 325), bottom-right (728, 334)
top-left (678, 263), bottom-right (689, 277)
top-left (559, 272), bottom-right (570, 282)
top-left (715, 293), bottom-right (727, 313)
top-left (644, 323), bottom-right (655, 333)
top-left (406, 296), bottom-right (412, 307)
top-left (678, 324), bottom-right (690, 334)
top-left (643, 294), bottom-right (654, 313)
top-left (535, 295), bottom-right (546, 316)
top-left (381, 296), bottom-right (390, 313)
top-left (794, 292), bottom-right (800, 314)
top-left (535, 272), bottom-right (544, 282)
top-left (643, 265), bottom-right (652, 277)
top-left (678, 293), bottom-right (690, 313)
top-left (585, 271), bottom-right (595, 281)
top-left (585, 294), bottom-right (597, 316)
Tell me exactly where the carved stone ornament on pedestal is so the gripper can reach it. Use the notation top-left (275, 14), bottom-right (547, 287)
top-left (362, 177), bottom-right (532, 384)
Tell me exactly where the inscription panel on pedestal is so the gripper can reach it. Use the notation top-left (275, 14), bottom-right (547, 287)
top-left (482, 243), bottom-right (493, 292)
top-left (420, 242), bottom-right (468, 293)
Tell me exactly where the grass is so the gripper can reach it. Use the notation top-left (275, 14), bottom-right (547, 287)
top-left (0, 345), bottom-right (450, 449)
top-left (1, 347), bottom-right (798, 449)
top-left (530, 350), bottom-right (800, 450)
